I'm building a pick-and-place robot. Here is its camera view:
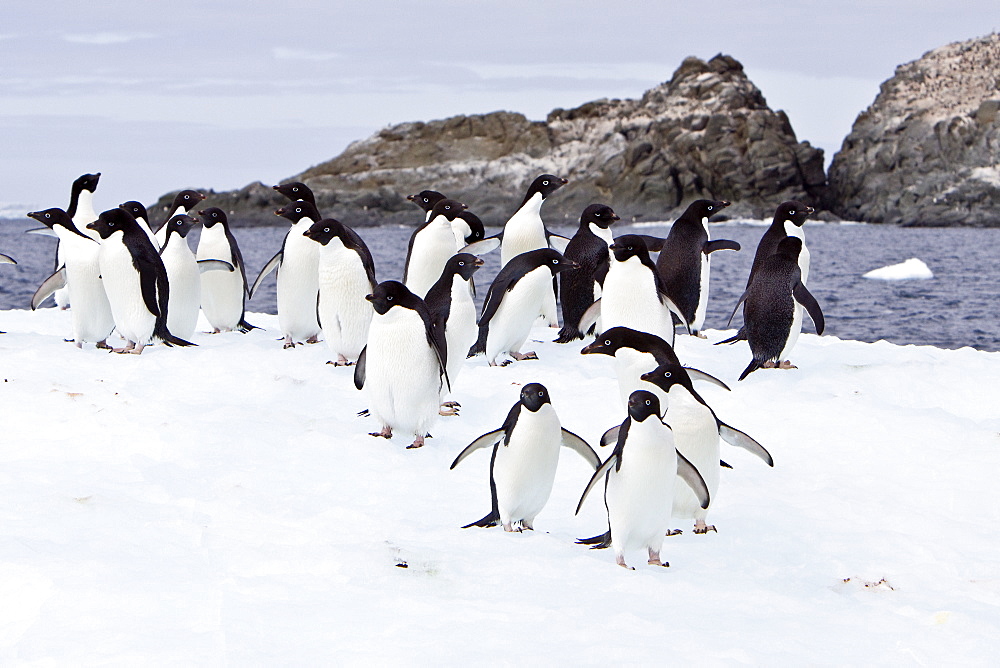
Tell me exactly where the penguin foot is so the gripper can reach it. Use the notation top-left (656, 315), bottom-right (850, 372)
top-left (647, 555), bottom-right (670, 568)
top-left (357, 409), bottom-right (371, 417)
top-left (369, 427), bottom-right (392, 439)
top-left (327, 359), bottom-right (355, 367)
top-left (777, 360), bottom-right (798, 370)
top-left (666, 529), bottom-right (683, 536)
top-left (694, 522), bottom-right (717, 534)
top-left (616, 554), bottom-right (635, 570)
top-left (306, 336), bottom-right (321, 344)
top-left (95, 340), bottom-right (111, 350)
top-left (438, 406), bottom-right (459, 417)
top-left (443, 401), bottom-right (461, 408)
top-left (502, 522), bottom-right (523, 533)
top-left (282, 340), bottom-right (296, 349)
top-left (405, 435), bottom-right (425, 449)
top-left (692, 331), bottom-right (708, 339)
top-left (506, 351), bottom-right (538, 363)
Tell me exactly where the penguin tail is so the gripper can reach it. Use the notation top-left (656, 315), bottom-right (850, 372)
top-left (715, 327), bottom-right (747, 346)
top-left (237, 318), bottom-right (259, 333)
top-left (576, 530), bottom-right (612, 550)
top-left (738, 359), bottom-right (761, 381)
top-left (154, 321), bottom-right (196, 347)
top-left (554, 325), bottom-right (584, 344)
top-left (461, 510), bottom-right (500, 529)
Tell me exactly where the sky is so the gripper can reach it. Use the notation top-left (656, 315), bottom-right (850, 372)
top-left (1, 1), bottom-right (996, 215)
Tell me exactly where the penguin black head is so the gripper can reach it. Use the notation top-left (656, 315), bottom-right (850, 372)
top-left (273, 181), bottom-right (315, 204)
top-left (73, 173), bottom-right (101, 194)
top-left (524, 247), bottom-right (578, 275)
top-left (172, 190), bottom-right (207, 212)
top-left (164, 214), bottom-right (198, 241)
top-left (527, 174), bottom-right (568, 200)
top-left (580, 203), bottom-right (619, 230)
top-left (407, 190), bottom-right (446, 213)
top-left (680, 199), bottom-right (730, 222)
top-left (303, 218), bottom-right (349, 246)
top-left (608, 234), bottom-right (652, 263)
top-left (640, 362), bottom-right (694, 396)
top-left (443, 252), bottom-right (484, 281)
top-left (27, 207), bottom-right (74, 230)
top-left (776, 235), bottom-right (803, 260)
top-left (428, 198), bottom-right (467, 222)
top-left (457, 210), bottom-right (486, 244)
top-left (580, 326), bottom-right (637, 357)
top-left (119, 201), bottom-right (149, 222)
top-left (365, 280), bottom-right (420, 316)
top-left (87, 208), bottom-right (138, 239)
top-left (198, 207), bottom-right (229, 228)
top-left (520, 383), bottom-right (551, 412)
top-left (774, 200), bottom-right (814, 228)
top-left (276, 201), bottom-right (321, 224)
top-left (627, 390), bottom-right (661, 422)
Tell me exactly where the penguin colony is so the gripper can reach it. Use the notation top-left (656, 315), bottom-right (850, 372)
top-left (17, 171), bottom-right (826, 570)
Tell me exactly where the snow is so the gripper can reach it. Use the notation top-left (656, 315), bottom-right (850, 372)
top-left (863, 257), bottom-right (934, 280)
top-left (2, 308), bottom-right (999, 664)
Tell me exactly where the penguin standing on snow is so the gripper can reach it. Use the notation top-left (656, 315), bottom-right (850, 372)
top-left (52, 172), bottom-right (102, 308)
top-left (555, 204), bottom-right (619, 343)
top-left (86, 209), bottom-right (195, 353)
top-left (655, 199), bottom-right (740, 337)
top-left (302, 217), bottom-right (377, 366)
top-left (576, 391), bottom-right (710, 569)
top-left (196, 207), bottom-right (255, 333)
top-left (153, 190), bottom-right (207, 248)
top-left (402, 198), bottom-right (468, 298)
top-left (27, 208), bottom-right (114, 348)
top-left (450, 383), bottom-right (600, 531)
top-left (354, 280), bottom-right (449, 449)
top-left (730, 236), bottom-right (824, 380)
top-left (469, 248), bottom-right (578, 365)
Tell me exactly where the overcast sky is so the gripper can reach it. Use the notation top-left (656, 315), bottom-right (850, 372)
top-left (2, 1), bottom-right (995, 216)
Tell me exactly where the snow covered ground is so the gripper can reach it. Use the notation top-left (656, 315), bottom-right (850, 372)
top-left (1, 308), bottom-right (999, 664)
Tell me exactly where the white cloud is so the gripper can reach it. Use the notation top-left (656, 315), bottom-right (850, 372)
top-left (62, 32), bottom-right (154, 45)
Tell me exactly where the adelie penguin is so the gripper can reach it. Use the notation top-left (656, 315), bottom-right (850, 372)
top-left (273, 181), bottom-right (316, 206)
top-left (655, 199), bottom-right (740, 337)
top-left (402, 198), bottom-right (468, 298)
top-left (153, 190), bottom-right (207, 248)
top-left (450, 383), bottom-right (600, 532)
top-left (302, 217), bottom-right (377, 366)
top-left (730, 236), bottom-right (825, 380)
top-left (468, 248), bottom-right (578, 366)
top-left (576, 391), bottom-right (710, 570)
top-left (86, 208), bottom-right (195, 353)
top-left (555, 204), bottom-right (619, 343)
top-left (407, 190), bottom-right (485, 249)
top-left (197, 207), bottom-right (256, 333)
top-left (51, 172), bottom-right (101, 309)
top-left (354, 280), bottom-right (449, 449)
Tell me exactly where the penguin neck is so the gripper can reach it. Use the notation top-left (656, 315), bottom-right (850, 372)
top-left (517, 190), bottom-right (545, 214)
top-left (589, 223), bottom-right (614, 245)
top-left (783, 219), bottom-right (805, 240)
top-left (73, 190), bottom-right (98, 228)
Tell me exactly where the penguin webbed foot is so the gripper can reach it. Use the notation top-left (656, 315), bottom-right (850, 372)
top-left (438, 405), bottom-right (459, 417)
top-left (693, 521), bottom-right (717, 534)
top-left (442, 400), bottom-right (460, 408)
top-left (369, 427), bottom-right (392, 439)
top-left (616, 554), bottom-right (635, 570)
top-left (647, 549), bottom-right (669, 567)
top-left (502, 351), bottom-right (538, 366)
top-left (357, 408), bottom-right (370, 417)
top-left (282, 338), bottom-right (296, 349)
top-left (666, 529), bottom-right (683, 536)
top-left (777, 360), bottom-right (797, 370)
top-left (405, 434), bottom-right (426, 449)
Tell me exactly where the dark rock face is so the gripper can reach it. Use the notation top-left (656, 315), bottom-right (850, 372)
top-left (195, 54), bottom-right (826, 227)
top-left (828, 33), bottom-right (1000, 226)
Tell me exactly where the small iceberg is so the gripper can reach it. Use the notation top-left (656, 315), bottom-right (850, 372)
top-left (863, 258), bottom-right (933, 280)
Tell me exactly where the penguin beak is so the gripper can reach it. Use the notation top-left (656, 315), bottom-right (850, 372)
top-left (609, 242), bottom-right (621, 251)
top-left (560, 177), bottom-right (568, 185)
top-left (364, 294), bottom-right (375, 302)
top-left (86, 221), bottom-right (97, 230)
top-left (580, 341), bottom-right (600, 355)
top-left (806, 205), bottom-right (816, 215)
top-left (474, 257), bottom-right (484, 266)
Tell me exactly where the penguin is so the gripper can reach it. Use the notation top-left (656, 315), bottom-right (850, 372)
top-left (196, 207), bottom-right (256, 333)
top-left (555, 204), bottom-right (619, 343)
top-left (405, 189), bottom-right (487, 250)
top-left (655, 199), bottom-right (740, 337)
top-left (730, 236), bottom-right (824, 380)
top-left (86, 208), bottom-right (195, 353)
top-left (153, 190), bottom-right (207, 248)
top-left (51, 172), bottom-right (102, 309)
top-left (118, 201), bottom-right (158, 249)
top-left (251, 201), bottom-right (322, 347)
top-left (302, 217), bottom-right (377, 365)
top-left (469, 248), bottom-right (578, 365)
top-left (407, 189), bottom-right (446, 221)
top-left (575, 391), bottom-right (710, 569)
top-left (27, 208), bottom-right (114, 348)
top-left (492, 174), bottom-right (570, 265)
top-left (424, 253), bottom-right (483, 412)
top-left (402, 198), bottom-right (468, 298)
top-left (450, 383), bottom-right (600, 531)
top-left (581, 234), bottom-right (685, 348)
top-left (273, 181), bottom-right (316, 206)
top-left (353, 280), bottom-right (449, 449)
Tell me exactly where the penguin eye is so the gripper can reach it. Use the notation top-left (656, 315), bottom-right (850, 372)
top-left (458, 261), bottom-right (465, 266)
top-left (707, 205), bottom-right (713, 211)
top-left (323, 227), bottom-right (330, 233)
top-left (292, 187), bottom-right (299, 192)
top-left (551, 259), bottom-right (558, 264)
top-left (45, 213), bottom-right (51, 218)
top-left (645, 399), bottom-right (651, 406)
top-left (538, 391), bottom-right (544, 397)
top-left (789, 209), bottom-right (795, 215)
top-left (542, 180), bottom-right (549, 186)
top-left (387, 295), bottom-right (393, 301)
top-left (604, 339), bottom-right (611, 345)
top-left (664, 372), bottom-right (671, 378)
top-left (444, 205), bottom-right (451, 210)
top-left (422, 197), bottom-right (429, 203)
top-left (295, 207), bottom-right (302, 213)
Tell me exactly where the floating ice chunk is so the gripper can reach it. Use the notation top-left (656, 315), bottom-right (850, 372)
top-left (863, 258), bottom-right (933, 280)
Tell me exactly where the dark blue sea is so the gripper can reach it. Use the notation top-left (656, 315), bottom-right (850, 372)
top-left (1, 218), bottom-right (997, 352)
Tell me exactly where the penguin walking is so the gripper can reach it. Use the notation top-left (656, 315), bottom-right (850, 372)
top-left (655, 199), bottom-right (740, 337)
top-left (402, 198), bottom-right (468, 298)
top-left (450, 383), bottom-right (600, 531)
top-left (555, 204), bottom-right (619, 343)
top-left (424, 253), bottom-right (483, 412)
top-left (27, 208), bottom-right (114, 348)
top-left (251, 202), bottom-right (322, 347)
top-left (118, 201), bottom-right (159, 249)
top-left (353, 281), bottom-right (449, 449)
top-left (576, 391), bottom-right (710, 569)
top-left (302, 217), bottom-right (377, 365)
top-left (86, 209), bottom-right (195, 353)
top-left (153, 190), bottom-right (207, 248)
top-left (730, 237), bottom-right (824, 380)
top-left (196, 207), bottom-right (255, 333)
top-left (469, 248), bottom-right (577, 365)
top-left (53, 172), bottom-right (101, 309)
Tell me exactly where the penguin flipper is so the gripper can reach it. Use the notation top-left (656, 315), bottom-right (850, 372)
top-left (793, 282), bottom-right (825, 335)
top-left (738, 359), bottom-right (762, 381)
top-left (31, 268), bottom-right (67, 310)
top-left (634, 235), bottom-right (666, 253)
top-left (196, 259), bottom-right (235, 274)
top-left (460, 236), bottom-right (501, 255)
top-left (25, 227), bottom-right (58, 238)
top-left (714, 327), bottom-right (747, 346)
top-left (139, 266), bottom-right (160, 317)
top-left (353, 346), bottom-right (367, 390)
top-left (704, 239), bottom-right (741, 254)
top-left (659, 293), bottom-right (691, 335)
top-left (449, 429), bottom-right (504, 469)
top-left (684, 366), bottom-right (731, 391)
top-left (719, 422), bottom-right (774, 467)
top-left (576, 454), bottom-right (617, 515)
top-left (461, 509), bottom-right (501, 529)
top-left (250, 251), bottom-right (282, 299)
top-left (576, 530), bottom-right (612, 549)
top-left (560, 428), bottom-right (601, 470)
top-left (725, 290), bottom-right (750, 328)
top-left (577, 299), bottom-right (601, 337)
top-left (546, 231), bottom-right (570, 254)
top-left (0, 253), bottom-right (14, 264)
top-left (599, 423), bottom-right (621, 448)
top-left (676, 450), bottom-right (711, 510)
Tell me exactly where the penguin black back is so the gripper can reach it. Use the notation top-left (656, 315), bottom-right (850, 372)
top-left (556, 204), bottom-right (619, 343)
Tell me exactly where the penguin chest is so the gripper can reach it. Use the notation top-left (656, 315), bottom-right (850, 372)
top-left (783, 221), bottom-right (810, 284)
top-left (444, 278), bottom-right (478, 376)
top-left (607, 420), bottom-right (677, 550)
top-left (613, 349), bottom-right (666, 409)
top-left (162, 242), bottom-right (201, 339)
top-left (317, 241), bottom-right (372, 358)
top-left (406, 221), bottom-right (456, 298)
top-left (602, 259), bottom-right (671, 337)
top-left (486, 268), bottom-right (551, 360)
top-left (664, 390), bottom-right (720, 518)
top-left (99, 238), bottom-right (157, 343)
top-left (277, 222), bottom-right (321, 338)
top-left (493, 406), bottom-right (562, 523)
top-left (59, 233), bottom-right (113, 342)
top-left (197, 229), bottom-right (243, 328)
top-left (501, 195), bottom-right (547, 265)
top-left (694, 225), bottom-right (712, 330)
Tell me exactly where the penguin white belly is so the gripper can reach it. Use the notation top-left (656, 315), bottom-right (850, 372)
top-left (99, 239), bottom-right (156, 345)
top-left (601, 258), bottom-right (675, 345)
top-left (666, 390), bottom-right (720, 522)
top-left (317, 240), bottom-right (372, 362)
top-left (53, 244), bottom-right (71, 309)
top-left (693, 250), bottom-right (711, 332)
top-left (613, 349), bottom-right (667, 409)
top-left (197, 230), bottom-right (243, 331)
top-left (365, 308), bottom-right (441, 439)
top-left (485, 268), bottom-right (551, 364)
top-left (162, 242), bottom-right (201, 341)
top-left (277, 222), bottom-right (321, 342)
top-left (405, 220), bottom-right (455, 298)
top-left (444, 278), bottom-right (478, 386)
top-left (500, 195), bottom-right (547, 266)
top-left (59, 234), bottom-right (113, 343)
top-left (607, 419), bottom-right (677, 553)
top-left (493, 405), bottom-right (562, 526)
top-left (450, 219), bottom-right (471, 250)
top-left (782, 222), bottom-right (809, 361)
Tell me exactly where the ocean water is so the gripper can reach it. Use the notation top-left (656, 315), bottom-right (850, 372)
top-left (1, 218), bottom-right (997, 352)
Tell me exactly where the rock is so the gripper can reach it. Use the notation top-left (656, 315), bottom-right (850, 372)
top-left (828, 33), bottom-right (1000, 226)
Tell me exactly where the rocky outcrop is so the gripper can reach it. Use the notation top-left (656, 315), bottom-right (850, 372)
top-left (197, 54), bottom-right (826, 227)
top-left (828, 33), bottom-right (1000, 226)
